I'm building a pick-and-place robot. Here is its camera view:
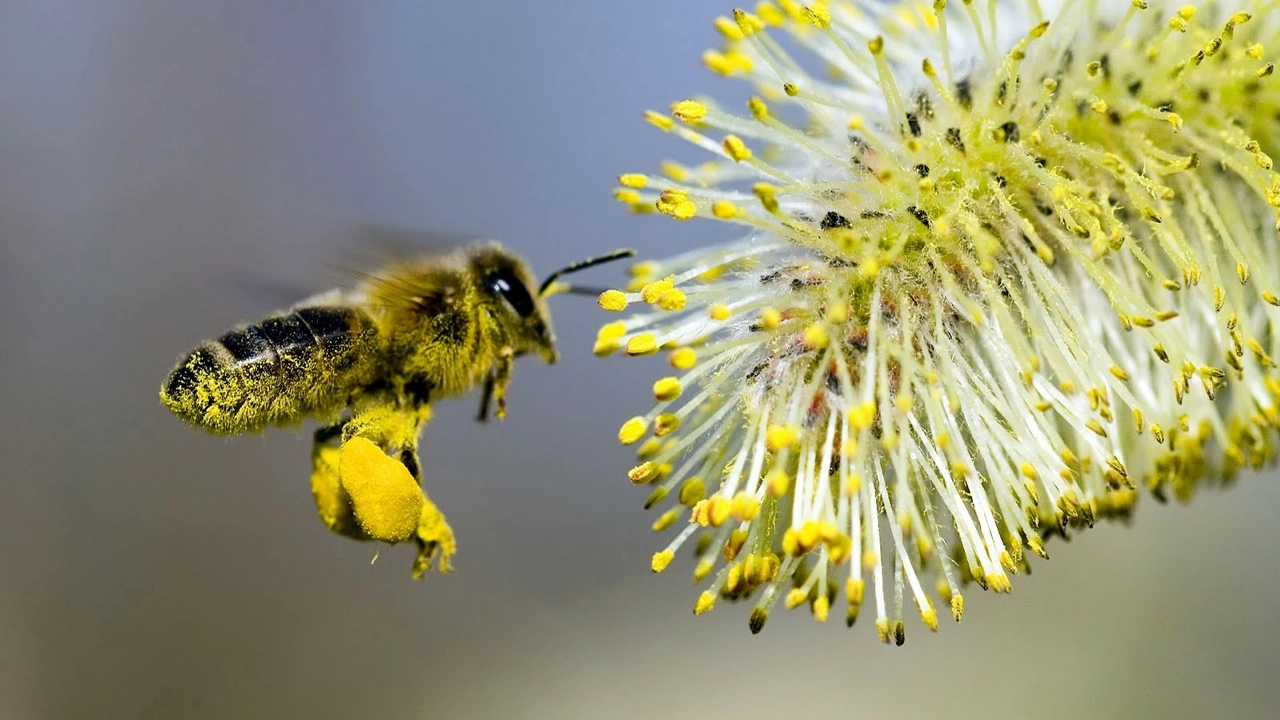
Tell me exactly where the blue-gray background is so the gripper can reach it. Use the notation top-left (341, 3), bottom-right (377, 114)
top-left (2, 2), bottom-right (1278, 719)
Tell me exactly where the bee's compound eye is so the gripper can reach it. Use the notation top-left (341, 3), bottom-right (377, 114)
top-left (489, 270), bottom-right (536, 318)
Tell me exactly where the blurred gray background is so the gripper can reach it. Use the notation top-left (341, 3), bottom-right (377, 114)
top-left (1, 2), bottom-right (1278, 719)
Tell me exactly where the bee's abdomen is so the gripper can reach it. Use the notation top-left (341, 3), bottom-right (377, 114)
top-left (161, 305), bottom-right (379, 434)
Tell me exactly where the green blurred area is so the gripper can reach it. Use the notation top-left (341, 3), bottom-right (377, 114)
top-left (1, 2), bottom-right (1277, 719)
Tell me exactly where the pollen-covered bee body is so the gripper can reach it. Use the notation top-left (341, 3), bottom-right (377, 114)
top-left (161, 299), bottom-right (382, 434)
top-left (160, 239), bottom-right (631, 577)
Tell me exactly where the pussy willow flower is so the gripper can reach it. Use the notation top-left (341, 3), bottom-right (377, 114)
top-left (598, 0), bottom-right (1280, 642)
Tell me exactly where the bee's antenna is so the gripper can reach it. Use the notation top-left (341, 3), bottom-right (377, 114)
top-left (538, 249), bottom-right (636, 297)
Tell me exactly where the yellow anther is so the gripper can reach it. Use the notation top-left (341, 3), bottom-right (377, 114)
top-left (731, 492), bottom-right (760, 521)
top-left (597, 289), bottom-right (628, 312)
top-left (733, 8), bottom-right (764, 35)
top-left (707, 495), bottom-right (732, 527)
top-left (868, 35), bottom-right (884, 55)
top-left (644, 109), bottom-right (675, 131)
top-left (1265, 291), bottom-right (1280, 306)
top-left (711, 200), bottom-right (740, 219)
top-left (628, 461), bottom-right (659, 484)
top-left (748, 96), bottom-right (769, 120)
top-left (723, 134), bottom-right (752, 162)
top-left (630, 260), bottom-right (659, 278)
top-left (921, 603), bottom-right (939, 631)
top-left (825, 303), bottom-right (848, 323)
top-left (848, 402), bottom-right (877, 432)
top-left (657, 288), bottom-right (687, 311)
top-left (651, 550), bottom-right (675, 573)
top-left (846, 577), bottom-right (865, 606)
top-left (1110, 365), bottom-right (1130, 382)
top-left (658, 160), bottom-right (688, 182)
top-left (752, 182), bottom-right (779, 212)
top-left (678, 477), bottom-right (706, 506)
top-left (656, 191), bottom-right (697, 220)
top-left (785, 587), bottom-right (808, 609)
top-left (625, 333), bottom-right (659, 356)
top-left (669, 347), bottom-right (697, 370)
top-left (709, 303), bottom-right (731, 321)
top-left (670, 99), bottom-right (708, 122)
top-left (618, 173), bottom-right (648, 188)
top-left (1238, 262), bottom-right (1250, 284)
top-left (783, 83), bottom-right (800, 97)
top-left (613, 188), bottom-right (642, 205)
top-left (618, 416), bottom-right (647, 445)
top-left (951, 595), bottom-right (964, 622)
top-left (757, 2), bottom-right (785, 26)
top-left (653, 377), bottom-right (683, 402)
top-left (694, 591), bottom-right (716, 615)
top-left (781, 528), bottom-right (802, 557)
top-left (1020, 463), bottom-right (1039, 481)
top-left (597, 321), bottom-right (626, 342)
top-left (847, 115), bottom-right (864, 130)
top-left (766, 424), bottom-right (801, 452)
top-left (651, 509), bottom-right (679, 532)
top-left (802, 323), bottom-right (828, 349)
top-left (804, 5), bottom-right (831, 27)
top-left (766, 469), bottom-right (790, 496)
top-left (798, 521), bottom-right (820, 551)
top-left (654, 413), bottom-right (680, 437)
top-left (714, 15), bottom-right (744, 40)
top-left (760, 307), bottom-right (782, 330)
top-left (593, 336), bottom-right (620, 357)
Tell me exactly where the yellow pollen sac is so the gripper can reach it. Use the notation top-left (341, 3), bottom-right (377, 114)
top-left (338, 437), bottom-right (426, 544)
top-left (711, 200), bottom-right (740, 219)
top-left (709, 303), bottom-right (731, 321)
top-left (848, 402), bottom-right (877, 433)
top-left (714, 15), bottom-right (744, 40)
top-left (654, 413), bottom-right (680, 437)
top-left (618, 416), bottom-right (647, 445)
top-left (825, 303), bottom-right (849, 323)
top-left (651, 509), bottom-right (679, 532)
top-left (628, 461), bottom-right (659, 484)
top-left (618, 173), bottom-right (648, 188)
top-left (760, 308), bottom-right (782, 330)
top-left (651, 550), bottom-right (675, 573)
top-left (656, 192), bottom-right (697, 221)
top-left (723, 134), bottom-right (753, 162)
top-left (766, 424), bottom-right (801, 452)
top-left (669, 347), bottom-right (697, 370)
top-left (679, 477), bottom-right (706, 506)
top-left (657, 288), bottom-right (687, 311)
top-left (752, 183), bottom-right (779, 213)
top-left (670, 99), bottom-right (708, 122)
top-left (805, 5), bottom-right (832, 28)
top-left (802, 323), bottom-right (829, 349)
top-left (766, 469), bottom-right (790, 496)
top-left (626, 333), bottom-right (659, 356)
top-left (653, 377), bottom-right (683, 402)
top-left (731, 491), bottom-right (760, 521)
top-left (640, 275), bottom-right (676, 304)
top-left (593, 337), bottom-right (620, 357)
top-left (644, 109), bottom-right (675, 131)
top-left (694, 590), bottom-right (717, 615)
top-left (784, 588), bottom-right (808, 610)
top-left (748, 96), bottom-right (769, 120)
top-left (597, 289), bottom-right (628, 312)
top-left (707, 495), bottom-right (732, 527)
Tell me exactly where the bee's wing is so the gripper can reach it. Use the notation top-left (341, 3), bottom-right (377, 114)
top-left (333, 223), bottom-right (488, 271)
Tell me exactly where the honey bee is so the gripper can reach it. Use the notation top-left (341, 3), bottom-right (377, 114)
top-left (161, 242), bottom-right (632, 576)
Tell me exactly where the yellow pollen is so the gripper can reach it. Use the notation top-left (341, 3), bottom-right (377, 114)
top-left (669, 347), bottom-right (697, 370)
top-left (654, 413), bottom-right (680, 436)
top-left (766, 424), bottom-right (801, 452)
top-left (802, 323), bottom-right (829, 349)
top-left (653, 377), bottom-right (682, 402)
top-left (694, 591), bottom-right (716, 615)
top-left (644, 110), bottom-right (675, 131)
top-left (760, 308), bottom-right (782, 330)
top-left (805, 5), bottom-right (831, 27)
top-left (597, 289), bottom-right (628, 312)
top-left (766, 469), bottom-right (790, 496)
top-left (626, 333), bottom-right (659, 356)
top-left (711, 200), bottom-right (740, 219)
top-left (713, 15), bottom-right (744, 40)
top-left (710, 303), bottom-right (731, 321)
top-left (629, 461), bottom-right (659, 484)
top-left (749, 96), bottom-right (769, 120)
top-left (670, 99), bottom-right (708, 122)
top-left (651, 550), bottom-right (674, 573)
top-left (848, 402), bottom-right (876, 433)
top-left (618, 417), bottom-right (647, 445)
top-left (618, 173), bottom-right (647, 188)
top-left (731, 492), bottom-right (760, 521)
top-left (723, 134), bottom-right (752, 162)
top-left (651, 509), bottom-right (679, 532)
top-left (657, 288), bottom-right (687, 311)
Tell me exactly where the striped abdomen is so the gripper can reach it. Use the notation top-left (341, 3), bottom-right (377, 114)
top-left (161, 305), bottom-right (381, 434)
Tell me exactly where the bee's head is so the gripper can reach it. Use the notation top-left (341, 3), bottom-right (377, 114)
top-left (467, 244), bottom-right (559, 363)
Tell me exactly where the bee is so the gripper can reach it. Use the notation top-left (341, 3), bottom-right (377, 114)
top-left (161, 242), bottom-right (632, 577)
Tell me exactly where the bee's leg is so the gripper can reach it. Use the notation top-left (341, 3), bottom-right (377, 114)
top-left (310, 422), bottom-right (369, 541)
top-left (490, 346), bottom-right (515, 420)
top-left (475, 372), bottom-right (496, 424)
